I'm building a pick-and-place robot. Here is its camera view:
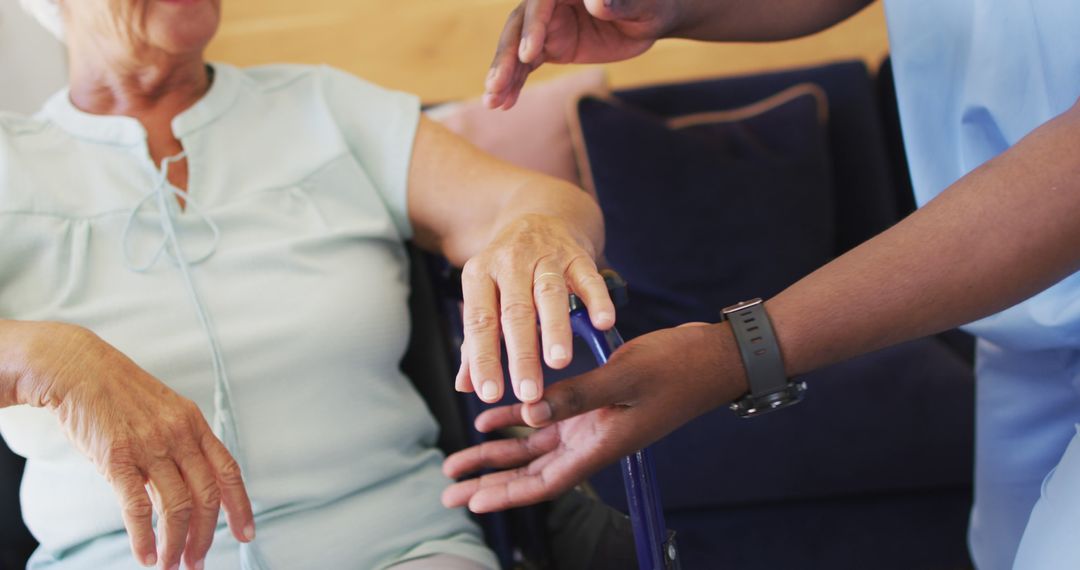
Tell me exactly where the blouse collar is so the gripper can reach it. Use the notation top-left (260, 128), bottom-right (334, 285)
top-left (41, 62), bottom-right (240, 146)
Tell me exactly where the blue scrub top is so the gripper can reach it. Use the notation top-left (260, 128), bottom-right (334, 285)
top-left (885, 0), bottom-right (1080, 352)
top-left (885, 3), bottom-right (1080, 568)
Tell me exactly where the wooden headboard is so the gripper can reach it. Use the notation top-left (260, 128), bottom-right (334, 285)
top-left (207, 0), bottom-right (889, 104)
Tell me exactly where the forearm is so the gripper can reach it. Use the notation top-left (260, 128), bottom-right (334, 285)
top-left (0, 320), bottom-right (34, 408)
top-left (768, 99), bottom-right (1080, 377)
top-left (0, 320), bottom-right (88, 409)
top-left (666, 0), bottom-right (875, 42)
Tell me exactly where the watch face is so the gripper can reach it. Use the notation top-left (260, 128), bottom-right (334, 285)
top-left (731, 381), bottom-right (807, 418)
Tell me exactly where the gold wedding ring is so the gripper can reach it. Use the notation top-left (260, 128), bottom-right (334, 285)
top-left (533, 272), bottom-right (565, 285)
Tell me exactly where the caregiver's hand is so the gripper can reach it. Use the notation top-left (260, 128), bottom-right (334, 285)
top-left (456, 214), bottom-right (615, 405)
top-left (443, 323), bottom-right (748, 512)
top-left (485, 0), bottom-right (679, 109)
top-left (21, 323), bottom-right (254, 570)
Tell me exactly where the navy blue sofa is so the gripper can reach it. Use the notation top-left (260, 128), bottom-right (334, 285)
top-left (454, 59), bottom-right (975, 569)
top-left (577, 59), bottom-right (975, 569)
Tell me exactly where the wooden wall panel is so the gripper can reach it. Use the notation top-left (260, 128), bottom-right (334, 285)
top-left (207, 0), bottom-right (890, 104)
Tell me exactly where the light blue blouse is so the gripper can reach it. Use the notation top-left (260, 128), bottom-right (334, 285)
top-left (0, 63), bottom-right (496, 570)
top-left (885, 0), bottom-right (1080, 351)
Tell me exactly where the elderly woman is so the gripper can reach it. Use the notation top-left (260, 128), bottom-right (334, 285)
top-left (0, 1), bottom-right (616, 569)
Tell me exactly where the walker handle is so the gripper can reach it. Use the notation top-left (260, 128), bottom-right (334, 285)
top-left (569, 270), bottom-right (681, 570)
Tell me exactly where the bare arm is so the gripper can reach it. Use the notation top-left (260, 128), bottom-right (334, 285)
top-left (772, 96), bottom-right (1080, 376)
top-left (406, 116), bottom-right (615, 404)
top-left (667, 0), bottom-right (877, 42)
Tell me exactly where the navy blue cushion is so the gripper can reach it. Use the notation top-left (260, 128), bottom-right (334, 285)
top-left (575, 86), bottom-right (836, 338)
top-left (616, 61), bottom-right (900, 254)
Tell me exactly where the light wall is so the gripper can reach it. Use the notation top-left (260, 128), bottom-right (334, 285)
top-left (208, 1), bottom-right (891, 104)
top-left (0, 1), bottom-right (891, 113)
top-left (0, 0), bottom-right (67, 114)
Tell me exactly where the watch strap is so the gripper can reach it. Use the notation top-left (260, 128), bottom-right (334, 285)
top-left (722, 299), bottom-right (787, 396)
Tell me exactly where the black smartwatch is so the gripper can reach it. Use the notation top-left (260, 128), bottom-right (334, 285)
top-left (721, 299), bottom-right (806, 418)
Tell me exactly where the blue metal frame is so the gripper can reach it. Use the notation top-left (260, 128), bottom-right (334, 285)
top-left (570, 305), bottom-right (680, 570)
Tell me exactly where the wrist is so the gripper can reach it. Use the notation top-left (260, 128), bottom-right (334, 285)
top-left (662, 0), bottom-right (707, 38)
top-left (721, 299), bottom-right (806, 417)
top-left (715, 321), bottom-right (750, 389)
top-left (0, 320), bottom-right (36, 407)
top-left (692, 322), bottom-right (750, 411)
top-left (2, 321), bottom-right (88, 409)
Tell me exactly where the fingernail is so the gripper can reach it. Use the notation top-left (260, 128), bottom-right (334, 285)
top-left (519, 37), bottom-right (531, 61)
top-left (481, 381), bottom-right (499, 401)
top-left (168, 564), bottom-right (179, 570)
top-left (520, 379), bottom-right (539, 401)
top-left (486, 67), bottom-right (496, 82)
top-left (194, 561), bottom-right (205, 570)
top-left (243, 524), bottom-right (255, 541)
top-left (143, 553), bottom-right (157, 567)
top-left (528, 401), bottom-right (553, 424)
top-left (550, 344), bottom-right (568, 363)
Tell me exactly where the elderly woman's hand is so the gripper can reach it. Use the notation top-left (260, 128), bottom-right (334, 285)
top-left (22, 323), bottom-right (254, 570)
top-left (455, 214), bottom-right (615, 405)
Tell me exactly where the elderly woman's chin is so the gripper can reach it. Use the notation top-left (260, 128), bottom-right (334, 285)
top-left (145, 0), bottom-right (221, 54)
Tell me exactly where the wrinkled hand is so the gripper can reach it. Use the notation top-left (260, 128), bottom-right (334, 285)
top-left (443, 322), bottom-right (748, 513)
top-left (485, 0), bottom-right (679, 109)
top-left (456, 214), bottom-right (614, 405)
top-left (27, 324), bottom-right (254, 570)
